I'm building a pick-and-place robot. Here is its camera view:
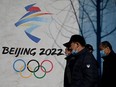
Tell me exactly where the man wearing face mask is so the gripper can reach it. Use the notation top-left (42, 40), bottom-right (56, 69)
top-left (99, 41), bottom-right (116, 87)
top-left (63, 42), bottom-right (72, 56)
top-left (63, 34), bottom-right (99, 87)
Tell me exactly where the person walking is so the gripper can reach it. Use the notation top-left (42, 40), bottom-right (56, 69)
top-left (63, 42), bottom-right (72, 56)
top-left (63, 34), bottom-right (99, 87)
top-left (99, 41), bottom-right (116, 87)
top-left (85, 44), bottom-right (94, 53)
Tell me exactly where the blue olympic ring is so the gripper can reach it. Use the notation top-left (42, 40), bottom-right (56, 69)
top-left (13, 59), bottom-right (26, 72)
top-left (13, 59), bottom-right (53, 79)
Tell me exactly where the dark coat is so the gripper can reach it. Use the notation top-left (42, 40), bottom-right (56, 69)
top-left (100, 51), bottom-right (116, 87)
top-left (64, 48), bottom-right (99, 87)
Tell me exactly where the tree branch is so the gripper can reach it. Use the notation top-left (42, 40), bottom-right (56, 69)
top-left (102, 26), bottom-right (116, 38)
top-left (78, 0), bottom-right (97, 34)
top-left (101, 0), bottom-right (109, 10)
top-left (69, 0), bottom-right (82, 35)
top-left (91, 0), bottom-right (97, 6)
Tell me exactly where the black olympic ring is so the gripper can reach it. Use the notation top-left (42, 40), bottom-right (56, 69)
top-left (13, 59), bottom-right (53, 79)
top-left (27, 59), bottom-right (40, 73)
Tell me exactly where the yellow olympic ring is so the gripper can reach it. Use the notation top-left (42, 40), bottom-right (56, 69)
top-left (19, 65), bottom-right (32, 78)
top-left (13, 59), bottom-right (53, 79)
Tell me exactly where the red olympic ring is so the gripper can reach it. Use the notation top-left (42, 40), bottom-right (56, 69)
top-left (40, 60), bottom-right (53, 73)
top-left (13, 59), bottom-right (53, 79)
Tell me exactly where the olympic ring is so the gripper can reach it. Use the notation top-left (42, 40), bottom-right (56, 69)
top-left (27, 59), bottom-right (40, 73)
top-left (40, 60), bottom-right (53, 73)
top-left (33, 65), bottom-right (46, 79)
top-left (13, 59), bottom-right (26, 72)
top-left (13, 59), bottom-right (53, 79)
top-left (19, 65), bottom-right (32, 78)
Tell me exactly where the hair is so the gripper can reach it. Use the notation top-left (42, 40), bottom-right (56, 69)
top-left (101, 41), bottom-right (112, 50)
top-left (85, 44), bottom-right (93, 51)
top-left (70, 34), bottom-right (86, 46)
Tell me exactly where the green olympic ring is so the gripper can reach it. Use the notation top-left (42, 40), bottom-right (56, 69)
top-left (33, 65), bottom-right (46, 79)
top-left (13, 59), bottom-right (53, 79)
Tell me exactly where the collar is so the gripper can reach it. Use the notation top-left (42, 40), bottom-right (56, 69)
top-left (65, 48), bottom-right (87, 60)
top-left (102, 51), bottom-right (115, 60)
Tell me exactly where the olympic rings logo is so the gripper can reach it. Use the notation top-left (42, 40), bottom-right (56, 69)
top-left (13, 59), bottom-right (53, 79)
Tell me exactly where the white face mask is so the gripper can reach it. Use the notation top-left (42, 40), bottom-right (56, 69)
top-left (65, 53), bottom-right (70, 56)
top-left (72, 50), bottom-right (78, 55)
top-left (100, 50), bottom-right (106, 57)
top-left (71, 42), bottom-right (79, 55)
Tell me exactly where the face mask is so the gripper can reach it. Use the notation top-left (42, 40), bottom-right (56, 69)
top-left (65, 53), bottom-right (70, 57)
top-left (100, 50), bottom-right (106, 57)
top-left (72, 50), bottom-right (78, 55)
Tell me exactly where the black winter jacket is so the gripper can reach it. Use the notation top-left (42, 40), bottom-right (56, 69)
top-left (64, 48), bottom-right (99, 87)
top-left (100, 51), bottom-right (116, 87)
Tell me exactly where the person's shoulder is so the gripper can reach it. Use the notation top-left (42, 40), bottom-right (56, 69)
top-left (114, 52), bottom-right (116, 55)
top-left (111, 51), bottom-right (116, 57)
top-left (83, 50), bottom-right (96, 61)
top-left (84, 49), bottom-right (94, 57)
top-left (113, 52), bottom-right (116, 59)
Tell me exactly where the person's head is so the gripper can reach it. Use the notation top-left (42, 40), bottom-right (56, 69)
top-left (65, 34), bottom-right (86, 54)
top-left (99, 41), bottom-right (112, 57)
top-left (63, 42), bottom-right (72, 56)
top-left (85, 44), bottom-right (94, 53)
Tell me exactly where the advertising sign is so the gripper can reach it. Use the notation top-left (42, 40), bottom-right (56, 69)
top-left (0, 0), bottom-right (79, 87)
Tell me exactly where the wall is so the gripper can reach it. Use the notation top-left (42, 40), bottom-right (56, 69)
top-left (0, 0), bottom-right (79, 87)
